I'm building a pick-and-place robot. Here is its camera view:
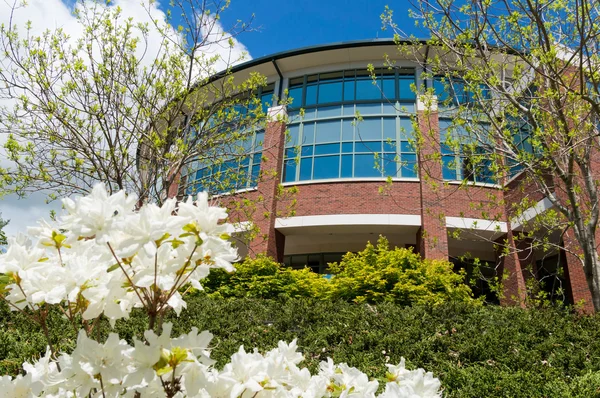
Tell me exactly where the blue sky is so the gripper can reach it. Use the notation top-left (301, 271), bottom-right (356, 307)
top-left (211, 0), bottom-right (420, 57)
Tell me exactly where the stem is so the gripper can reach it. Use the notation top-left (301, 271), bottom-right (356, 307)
top-left (98, 374), bottom-right (107, 398)
top-left (106, 242), bottom-right (148, 306)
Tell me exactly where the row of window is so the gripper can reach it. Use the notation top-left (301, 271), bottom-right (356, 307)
top-left (287, 68), bottom-right (416, 109)
top-left (283, 116), bottom-right (418, 182)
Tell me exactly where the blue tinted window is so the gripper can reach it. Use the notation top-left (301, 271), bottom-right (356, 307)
top-left (287, 124), bottom-right (300, 147)
top-left (315, 143), bottom-right (340, 155)
top-left (357, 118), bottom-right (381, 141)
top-left (383, 118), bottom-right (396, 140)
top-left (302, 123), bottom-right (315, 144)
top-left (342, 119), bottom-right (354, 141)
top-left (299, 158), bottom-right (312, 180)
top-left (343, 81), bottom-right (354, 101)
top-left (283, 159), bottom-right (297, 182)
top-left (342, 142), bottom-right (353, 153)
top-left (356, 103), bottom-right (381, 115)
top-left (301, 145), bottom-right (314, 156)
top-left (314, 156), bottom-right (340, 179)
top-left (402, 153), bottom-right (418, 178)
top-left (383, 78), bottom-right (395, 99)
top-left (442, 155), bottom-right (457, 180)
top-left (306, 85), bottom-right (317, 106)
top-left (356, 79), bottom-right (381, 100)
top-left (401, 141), bottom-right (414, 153)
top-left (384, 140), bottom-right (396, 152)
top-left (355, 154), bottom-right (380, 177)
top-left (288, 86), bottom-right (303, 108)
top-left (384, 158), bottom-right (397, 176)
top-left (356, 141), bottom-right (381, 153)
top-left (318, 105), bottom-right (342, 118)
top-left (315, 120), bottom-right (340, 143)
top-left (399, 75), bottom-right (415, 99)
top-left (318, 82), bottom-right (343, 104)
top-left (341, 155), bottom-right (353, 177)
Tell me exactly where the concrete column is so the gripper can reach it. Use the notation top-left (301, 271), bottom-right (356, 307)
top-left (249, 105), bottom-right (287, 262)
top-left (416, 95), bottom-right (449, 260)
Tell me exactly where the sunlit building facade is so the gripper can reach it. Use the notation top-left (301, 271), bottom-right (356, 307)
top-left (179, 40), bottom-right (593, 310)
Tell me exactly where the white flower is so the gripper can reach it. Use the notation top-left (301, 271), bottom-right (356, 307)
top-left (60, 184), bottom-right (137, 243)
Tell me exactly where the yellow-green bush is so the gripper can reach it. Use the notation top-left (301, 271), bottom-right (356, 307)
top-left (203, 237), bottom-right (478, 306)
top-left (327, 236), bottom-right (477, 305)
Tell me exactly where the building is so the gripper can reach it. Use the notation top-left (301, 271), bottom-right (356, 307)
top-left (179, 39), bottom-right (594, 311)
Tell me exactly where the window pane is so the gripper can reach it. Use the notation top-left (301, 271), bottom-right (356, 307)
top-left (442, 155), bottom-right (457, 180)
top-left (434, 78), bottom-right (449, 103)
top-left (383, 117), bottom-right (396, 140)
top-left (356, 103), bottom-right (381, 115)
top-left (356, 118), bottom-right (381, 141)
top-left (399, 118), bottom-right (413, 140)
top-left (251, 164), bottom-right (261, 185)
top-left (299, 158), bottom-right (312, 180)
top-left (301, 145), bottom-right (314, 156)
top-left (302, 123), bottom-right (315, 145)
top-left (315, 143), bottom-right (340, 155)
top-left (315, 120), bottom-right (340, 143)
top-left (287, 124), bottom-right (300, 147)
top-left (283, 159), bottom-right (297, 182)
top-left (341, 154), bottom-right (353, 177)
top-left (355, 154), bottom-right (380, 177)
top-left (383, 77), bottom-right (396, 99)
top-left (402, 153), bottom-right (418, 178)
top-left (356, 78), bottom-right (382, 100)
top-left (313, 156), bottom-right (340, 179)
top-left (384, 140), bottom-right (397, 152)
top-left (255, 131), bottom-right (265, 149)
top-left (288, 86), bottom-right (303, 108)
top-left (384, 157), bottom-right (397, 177)
top-left (400, 141), bottom-right (414, 153)
top-left (342, 142), bottom-right (353, 153)
top-left (343, 81), bottom-right (355, 101)
top-left (285, 148), bottom-right (298, 158)
top-left (399, 75), bottom-right (415, 99)
top-left (318, 82), bottom-right (343, 104)
top-left (253, 153), bottom-right (262, 165)
top-left (342, 119), bottom-right (354, 141)
top-left (355, 140), bottom-right (382, 153)
top-left (318, 105), bottom-right (342, 118)
top-left (306, 84), bottom-right (317, 106)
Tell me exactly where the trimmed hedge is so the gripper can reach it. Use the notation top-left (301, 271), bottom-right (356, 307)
top-left (1, 298), bottom-right (600, 397)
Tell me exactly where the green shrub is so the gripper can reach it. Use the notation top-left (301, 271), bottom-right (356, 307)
top-left (2, 298), bottom-right (600, 397)
top-left (202, 254), bottom-right (329, 299)
top-left (204, 237), bottom-right (479, 306)
top-left (327, 236), bottom-right (478, 305)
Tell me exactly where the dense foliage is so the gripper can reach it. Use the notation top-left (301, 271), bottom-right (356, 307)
top-left (203, 237), bottom-right (478, 306)
top-left (1, 298), bottom-right (599, 397)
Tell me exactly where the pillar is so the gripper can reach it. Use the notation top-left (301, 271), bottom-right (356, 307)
top-left (416, 95), bottom-right (449, 260)
top-left (249, 105), bottom-right (287, 262)
top-left (494, 228), bottom-right (528, 307)
top-left (562, 229), bottom-right (594, 313)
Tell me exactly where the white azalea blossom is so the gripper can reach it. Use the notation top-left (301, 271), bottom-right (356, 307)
top-left (0, 184), bottom-right (442, 397)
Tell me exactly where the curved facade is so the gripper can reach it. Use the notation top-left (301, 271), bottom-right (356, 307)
top-left (180, 40), bottom-right (593, 309)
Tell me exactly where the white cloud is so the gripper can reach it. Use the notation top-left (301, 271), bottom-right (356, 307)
top-left (0, 0), bottom-right (251, 237)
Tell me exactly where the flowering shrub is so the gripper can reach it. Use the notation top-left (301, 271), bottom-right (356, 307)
top-left (0, 185), bottom-right (442, 397)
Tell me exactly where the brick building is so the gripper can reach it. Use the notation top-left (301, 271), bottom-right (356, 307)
top-left (180, 40), bottom-right (594, 310)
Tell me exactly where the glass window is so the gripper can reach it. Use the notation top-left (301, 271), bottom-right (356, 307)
top-left (355, 154), bottom-right (380, 177)
top-left (283, 159), bottom-right (297, 182)
top-left (314, 156), bottom-right (340, 179)
top-left (399, 74), bottom-right (415, 99)
top-left (383, 118), bottom-right (396, 140)
top-left (341, 155), bottom-right (353, 177)
top-left (318, 81), bottom-right (343, 104)
top-left (343, 80), bottom-right (355, 101)
top-left (315, 143), bottom-right (340, 155)
top-left (356, 78), bottom-right (381, 100)
top-left (342, 119), bottom-right (354, 141)
top-left (288, 86), bottom-right (303, 109)
top-left (315, 120), bottom-right (340, 143)
top-left (287, 124), bottom-right (300, 148)
top-left (356, 118), bottom-right (381, 141)
top-left (306, 85), bottom-right (317, 106)
top-left (299, 157), bottom-right (313, 180)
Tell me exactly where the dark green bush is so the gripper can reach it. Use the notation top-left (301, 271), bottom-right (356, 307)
top-left (2, 298), bottom-right (600, 397)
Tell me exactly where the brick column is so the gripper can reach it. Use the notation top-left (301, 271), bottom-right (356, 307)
top-left (416, 95), bottom-right (449, 260)
top-left (562, 229), bottom-right (594, 313)
top-left (249, 105), bottom-right (287, 262)
top-left (495, 228), bottom-right (528, 307)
